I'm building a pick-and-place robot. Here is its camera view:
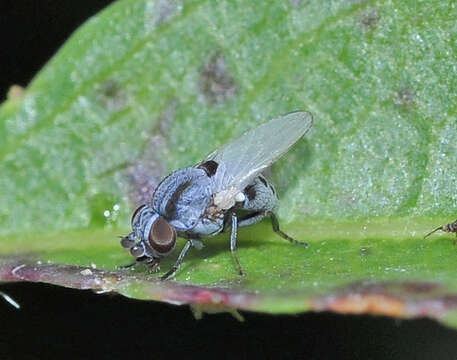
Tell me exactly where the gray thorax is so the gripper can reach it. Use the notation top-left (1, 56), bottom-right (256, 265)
top-left (151, 167), bottom-right (213, 232)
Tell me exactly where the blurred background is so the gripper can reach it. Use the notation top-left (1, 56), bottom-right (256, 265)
top-left (1, 1), bottom-right (457, 359)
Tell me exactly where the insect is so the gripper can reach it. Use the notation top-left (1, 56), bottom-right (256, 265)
top-left (424, 219), bottom-right (457, 241)
top-left (120, 111), bottom-right (313, 280)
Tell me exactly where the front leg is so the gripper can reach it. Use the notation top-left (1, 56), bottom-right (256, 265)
top-left (118, 256), bottom-right (161, 271)
top-left (160, 239), bottom-right (194, 280)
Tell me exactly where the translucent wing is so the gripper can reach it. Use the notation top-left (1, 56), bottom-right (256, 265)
top-left (203, 111), bottom-right (313, 210)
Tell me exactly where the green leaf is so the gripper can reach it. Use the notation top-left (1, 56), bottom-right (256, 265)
top-left (1, 0), bottom-right (457, 326)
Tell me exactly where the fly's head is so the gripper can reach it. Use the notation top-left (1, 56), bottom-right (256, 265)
top-left (120, 204), bottom-right (177, 264)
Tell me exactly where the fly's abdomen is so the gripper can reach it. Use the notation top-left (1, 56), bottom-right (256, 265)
top-left (240, 175), bottom-right (278, 212)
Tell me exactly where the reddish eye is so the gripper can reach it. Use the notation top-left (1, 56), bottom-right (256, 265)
top-left (148, 217), bottom-right (177, 254)
top-left (131, 204), bottom-right (146, 225)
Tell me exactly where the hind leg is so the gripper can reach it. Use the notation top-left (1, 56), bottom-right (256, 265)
top-left (235, 176), bottom-right (308, 246)
top-left (265, 210), bottom-right (308, 247)
top-left (233, 210), bottom-right (308, 247)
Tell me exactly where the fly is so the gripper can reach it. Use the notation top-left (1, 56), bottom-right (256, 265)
top-left (424, 219), bottom-right (457, 242)
top-left (120, 111), bottom-right (313, 280)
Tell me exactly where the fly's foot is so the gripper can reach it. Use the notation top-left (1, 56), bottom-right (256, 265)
top-left (146, 260), bottom-right (161, 273)
top-left (289, 238), bottom-right (309, 247)
top-left (118, 262), bottom-right (138, 270)
top-left (232, 253), bottom-right (245, 277)
top-left (266, 211), bottom-right (309, 247)
top-left (160, 267), bottom-right (177, 281)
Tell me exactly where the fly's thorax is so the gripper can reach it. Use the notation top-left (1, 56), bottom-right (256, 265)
top-left (151, 167), bottom-right (213, 231)
top-left (131, 204), bottom-right (177, 258)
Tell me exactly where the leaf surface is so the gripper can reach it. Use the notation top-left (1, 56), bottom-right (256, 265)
top-left (1, 0), bottom-right (457, 326)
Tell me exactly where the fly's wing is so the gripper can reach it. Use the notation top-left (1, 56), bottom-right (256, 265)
top-left (204, 111), bottom-right (313, 211)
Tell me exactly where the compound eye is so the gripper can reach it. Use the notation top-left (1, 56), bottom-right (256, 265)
top-left (120, 234), bottom-right (135, 249)
top-left (148, 217), bottom-right (176, 254)
top-left (131, 204), bottom-right (147, 225)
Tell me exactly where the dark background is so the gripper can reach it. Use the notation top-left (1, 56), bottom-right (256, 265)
top-left (1, 1), bottom-right (457, 359)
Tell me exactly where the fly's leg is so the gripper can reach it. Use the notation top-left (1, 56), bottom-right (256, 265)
top-left (230, 212), bottom-right (244, 276)
top-left (146, 258), bottom-right (161, 272)
top-left (265, 210), bottom-right (309, 247)
top-left (119, 256), bottom-right (160, 271)
top-left (236, 210), bottom-right (308, 247)
top-left (160, 240), bottom-right (194, 280)
top-left (118, 262), bottom-right (138, 270)
top-left (236, 211), bottom-right (267, 228)
top-left (424, 219), bottom-right (457, 244)
top-left (228, 175), bottom-right (308, 253)
top-left (237, 175), bottom-right (307, 246)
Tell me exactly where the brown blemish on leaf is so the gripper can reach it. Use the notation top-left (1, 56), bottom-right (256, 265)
top-left (126, 136), bottom-right (167, 207)
top-left (199, 53), bottom-right (237, 104)
top-left (144, 0), bottom-right (182, 30)
top-left (125, 102), bottom-right (177, 207)
top-left (394, 87), bottom-right (416, 107)
top-left (320, 294), bottom-right (405, 317)
top-left (157, 99), bottom-right (177, 137)
top-left (7, 85), bottom-right (24, 100)
top-left (97, 79), bottom-right (127, 112)
top-left (311, 281), bottom-right (457, 319)
top-left (359, 8), bottom-right (380, 31)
